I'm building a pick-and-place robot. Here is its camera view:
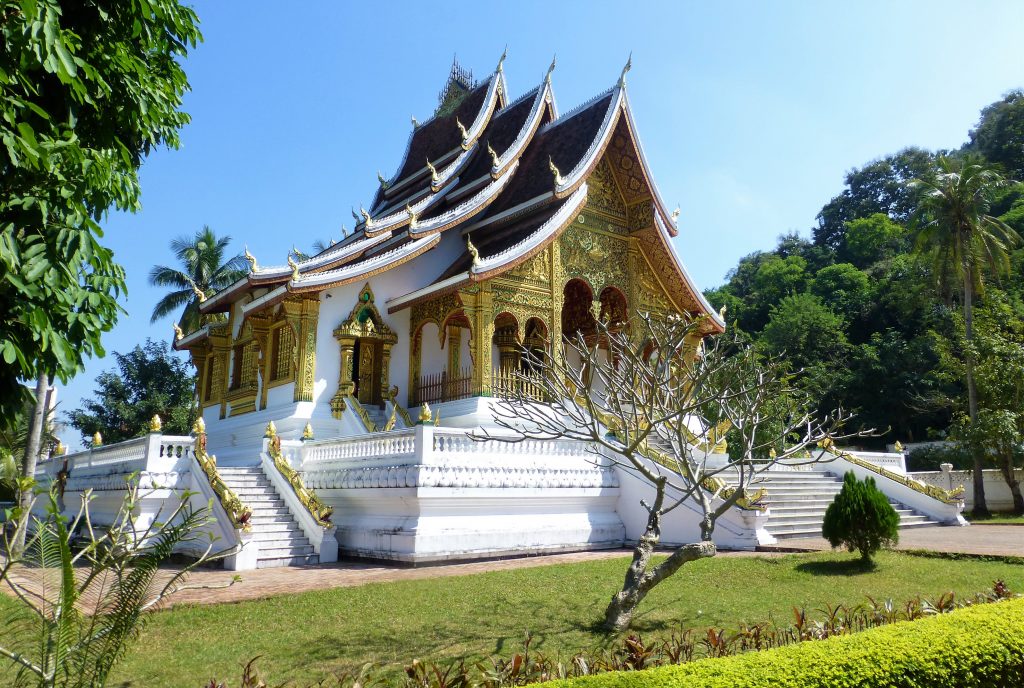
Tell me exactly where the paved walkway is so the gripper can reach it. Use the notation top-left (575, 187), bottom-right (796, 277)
top-left (759, 524), bottom-right (1023, 557)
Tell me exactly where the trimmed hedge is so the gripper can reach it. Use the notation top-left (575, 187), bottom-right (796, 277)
top-left (552, 598), bottom-right (1024, 688)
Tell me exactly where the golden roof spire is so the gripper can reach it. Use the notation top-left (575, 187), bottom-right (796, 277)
top-left (671, 206), bottom-right (681, 223)
top-left (287, 254), bottom-right (300, 281)
top-left (456, 117), bottom-right (469, 147)
top-left (496, 46), bottom-right (508, 73)
top-left (548, 156), bottom-right (563, 186)
top-left (406, 202), bottom-right (418, 229)
top-left (487, 141), bottom-right (499, 169)
top-left (411, 115), bottom-right (419, 129)
top-left (618, 52), bottom-right (632, 88)
top-left (378, 170), bottom-right (389, 189)
top-left (359, 205), bottom-right (372, 226)
top-left (546, 54), bottom-right (556, 83)
top-left (426, 157), bottom-right (439, 184)
top-left (243, 245), bottom-right (258, 272)
top-left (173, 323), bottom-right (184, 341)
top-left (191, 284), bottom-right (207, 303)
top-left (351, 207), bottom-right (360, 224)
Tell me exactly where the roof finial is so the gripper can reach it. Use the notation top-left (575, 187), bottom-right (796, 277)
top-left (287, 254), bottom-right (300, 281)
top-left (548, 156), bottom-right (563, 187)
top-left (351, 207), bottom-right (361, 224)
top-left (618, 52), bottom-right (632, 88)
top-left (546, 54), bottom-right (556, 83)
top-left (377, 171), bottom-right (389, 190)
top-left (329, 237), bottom-right (336, 247)
top-left (426, 157), bottom-right (439, 185)
top-left (243, 245), bottom-right (258, 272)
top-left (671, 206), bottom-right (681, 223)
top-left (192, 284), bottom-right (207, 303)
top-left (173, 323), bottom-right (184, 341)
top-left (406, 202), bottom-right (418, 229)
top-left (496, 46), bottom-right (508, 73)
top-left (487, 141), bottom-right (500, 170)
top-left (359, 205), bottom-right (372, 226)
top-left (411, 115), bottom-right (419, 129)
top-left (456, 117), bottom-right (469, 148)
top-left (466, 237), bottom-right (481, 268)
top-left (341, 224), bottom-right (349, 238)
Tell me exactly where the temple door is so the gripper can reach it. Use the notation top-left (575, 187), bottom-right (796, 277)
top-left (357, 340), bottom-right (376, 405)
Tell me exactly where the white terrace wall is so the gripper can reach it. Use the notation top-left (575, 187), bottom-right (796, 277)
top-left (909, 467), bottom-right (1023, 513)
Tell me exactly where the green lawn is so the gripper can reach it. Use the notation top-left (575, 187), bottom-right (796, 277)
top-left (966, 511), bottom-right (1024, 525)
top-left (1, 550), bottom-right (1020, 687)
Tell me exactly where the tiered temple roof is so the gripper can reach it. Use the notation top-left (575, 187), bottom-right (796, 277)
top-left (185, 53), bottom-right (724, 346)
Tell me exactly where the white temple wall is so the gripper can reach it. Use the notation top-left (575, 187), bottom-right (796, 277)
top-left (421, 322), bottom-right (445, 377)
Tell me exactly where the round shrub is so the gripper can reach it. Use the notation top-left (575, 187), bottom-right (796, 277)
top-left (821, 471), bottom-right (900, 562)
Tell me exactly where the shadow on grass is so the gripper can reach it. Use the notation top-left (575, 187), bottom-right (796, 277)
top-left (795, 558), bottom-right (878, 577)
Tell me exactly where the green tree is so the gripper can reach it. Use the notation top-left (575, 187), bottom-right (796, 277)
top-left (967, 89), bottom-right (1024, 179)
top-left (912, 155), bottom-right (1022, 515)
top-left (65, 339), bottom-right (196, 446)
top-left (822, 472), bottom-right (900, 563)
top-left (844, 213), bottom-right (908, 268)
top-left (760, 293), bottom-right (848, 371)
top-left (149, 226), bottom-right (247, 334)
top-left (810, 263), bottom-right (871, 327)
top-left (0, 0), bottom-right (201, 419)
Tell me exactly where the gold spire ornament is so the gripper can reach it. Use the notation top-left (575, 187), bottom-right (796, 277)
top-left (243, 245), bottom-right (259, 272)
top-left (173, 323), bottom-right (184, 341)
top-left (92, 431), bottom-right (103, 447)
top-left (302, 422), bottom-right (315, 441)
top-left (456, 117), bottom-right (470, 149)
top-left (496, 46), bottom-right (507, 73)
top-left (287, 254), bottom-right (300, 281)
top-left (671, 206), bottom-right (681, 223)
top-left (546, 54), bottom-right (557, 83)
top-left (487, 141), bottom-right (499, 169)
top-left (718, 304), bottom-right (727, 320)
top-left (548, 156), bottom-right (563, 186)
top-left (406, 202), bottom-right (418, 229)
top-left (359, 206), bottom-right (372, 225)
top-left (264, 420), bottom-right (277, 438)
top-left (618, 52), bottom-right (632, 88)
top-left (894, 440), bottom-right (904, 453)
top-left (192, 417), bottom-right (206, 435)
top-left (149, 414), bottom-right (162, 433)
top-left (418, 402), bottom-right (432, 424)
top-left (341, 225), bottom-right (349, 238)
top-left (351, 207), bottom-right (361, 223)
top-left (378, 170), bottom-right (389, 190)
top-left (192, 284), bottom-right (207, 303)
top-left (466, 237), bottom-right (481, 268)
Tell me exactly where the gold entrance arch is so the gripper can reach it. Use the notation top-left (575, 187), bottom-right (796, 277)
top-left (330, 284), bottom-right (397, 418)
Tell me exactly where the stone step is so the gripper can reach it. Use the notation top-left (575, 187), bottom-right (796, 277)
top-left (249, 510), bottom-right (294, 520)
top-left (241, 497), bottom-right (285, 507)
top-left (222, 477), bottom-right (272, 487)
top-left (252, 536), bottom-right (311, 549)
top-left (249, 521), bottom-right (303, 533)
top-left (232, 487), bottom-right (279, 497)
top-left (767, 508), bottom-right (919, 524)
top-left (257, 553), bottom-right (319, 569)
top-left (755, 478), bottom-right (843, 487)
top-left (258, 544), bottom-right (314, 558)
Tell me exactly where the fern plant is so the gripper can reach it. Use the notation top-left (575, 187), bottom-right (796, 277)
top-left (1, 480), bottom-right (231, 687)
top-left (822, 471), bottom-right (900, 563)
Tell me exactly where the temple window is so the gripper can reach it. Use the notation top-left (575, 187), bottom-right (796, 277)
top-left (270, 323), bottom-right (295, 382)
top-left (203, 354), bottom-right (216, 401)
top-left (229, 344), bottom-right (244, 391)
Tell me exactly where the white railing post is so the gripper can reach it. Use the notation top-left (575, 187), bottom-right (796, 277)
top-left (416, 423), bottom-right (434, 465)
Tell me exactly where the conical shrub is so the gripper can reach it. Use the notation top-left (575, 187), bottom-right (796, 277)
top-left (822, 471), bottom-right (900, 562)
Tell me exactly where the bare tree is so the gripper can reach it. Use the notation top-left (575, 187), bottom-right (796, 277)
top-left (477, 312), bottom-right (864, 631)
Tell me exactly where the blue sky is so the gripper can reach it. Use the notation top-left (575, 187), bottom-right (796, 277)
top-left (58, 0), bottom-right (1024, 443)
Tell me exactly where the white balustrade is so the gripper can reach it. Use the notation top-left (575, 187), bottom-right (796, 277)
top-left (41, 433), bottom-right (195, 475)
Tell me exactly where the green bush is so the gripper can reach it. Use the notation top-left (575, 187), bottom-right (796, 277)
top-left (822, 472), bottom-right (900, 562)
top-left (551, 597), bottom-right (1024, 688)
top-left (905, 443), bottom-right (973, 471)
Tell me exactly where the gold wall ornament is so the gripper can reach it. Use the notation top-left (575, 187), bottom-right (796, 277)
top-left (173, 323), bottom-right (184, 341)
top-left (548, 156), bottom-right (563, 186)
top-left (282, 296), bottom-right (320, 403)
top-left (244, 246), bottom-right (259, 272)
top-left (287, 255), bottom-right (300, 281)
top-left (264, 420), bottom-right (277, 438)
top-left (266, 435), bottom-right (333, 526)
top-left (149, 414), bottom-right (162, 433)
top-left (192, 284), bottom-right (207, 303)
top-left (92, 431), bottom-right (103, 447)
top-left (418, 402), bottom-right (432, 423)
top-left (301, 422), bottom-right (314, 441)
top-left (466, 237), bottom-right (481, 268)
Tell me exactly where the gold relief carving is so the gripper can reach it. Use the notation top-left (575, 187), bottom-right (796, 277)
top-left (506, 246), bottom-right (550, 284)
top-left (635, 227), bottom-right (700, 314)
top-left (282, 296), bottom-right (320, 403)
top-left (409, 291), bottom-right (463, 343)
top-left (586, 158), bottom-right (627, 220)
top-left (559, 223), bottom-right (627, 295)
top-left (627, 200), bottom-right (654, 231)
top-left (332, 284), bottom-right (397, 415)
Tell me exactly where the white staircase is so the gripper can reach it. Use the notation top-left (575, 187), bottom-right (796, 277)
top-left (218, 466), bottom-right (319, 568)
top-left (756, 470), bottom-right (937, 540)
top-left (364, 404), bottom-right (387, 430)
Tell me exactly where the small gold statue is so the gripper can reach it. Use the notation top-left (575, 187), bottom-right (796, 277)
top-left (243, 246), bottom-right (259, 272)
top-left (301, 422), bottom-right (314, 441)
top-left (466, 237), bottom-right (481, 268)
top-left (149, 414), bottom-right (162, 433)
top-left (173, 323), bottom-right (184, 341)
top-left (92, 431), bottom-right (103, 447)
top-left (264, 420), bottom-right (277, 438)
top-left (192, 417), bottom-right (206, 435)
top-left (287, 254), bottom-right (300, 281)
top-left (418, 402), bottom-right (432, 424)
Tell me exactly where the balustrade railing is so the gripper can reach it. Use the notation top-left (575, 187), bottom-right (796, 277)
top-left (45, 434), bottom-right (194, 473)
top-left (303, 429), bottom-right (418, 462)
top-left (491, 370), bottom-right (548, 402)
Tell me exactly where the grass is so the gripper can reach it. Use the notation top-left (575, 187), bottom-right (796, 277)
top-left (0, 550), bottom-right (1020, 686)
top-left (965, 510), bottom-right (1024, 525)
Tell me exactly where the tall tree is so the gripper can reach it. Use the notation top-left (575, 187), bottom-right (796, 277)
top-left (967, 90), bottom-right (1024, 179)
top-left (912, 155), bottom-right (1022, 515)
top-left (149, 226), bottom-right (247, 334)
top-left (66, 339), bottom-right (197, 446)
top-left (0, 0), bottom-right (202, 420)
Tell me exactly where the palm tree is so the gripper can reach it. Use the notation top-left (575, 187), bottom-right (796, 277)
top-left (912, 154), bottom-right (1021, 515)
top-left (149, 226), bottom-right (248, 334)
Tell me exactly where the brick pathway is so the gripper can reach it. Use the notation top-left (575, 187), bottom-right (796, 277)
top-left (759, 524), bottom-right (1023, 557)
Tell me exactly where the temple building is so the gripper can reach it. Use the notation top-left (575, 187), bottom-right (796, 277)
top-left (41, 55), bottom-right (964, 570)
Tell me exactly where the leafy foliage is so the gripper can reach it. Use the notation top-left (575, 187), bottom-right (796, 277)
top-left (149, 226), bottom-right (247, 334)
top-left (822, 472), bottom-right (900, 562)
top-left (0, 0), bottom-right (202, 420)
top-left (967, 89), bottom-right (1024, 179)
top-left (65, 339), bottom-right (196, 446)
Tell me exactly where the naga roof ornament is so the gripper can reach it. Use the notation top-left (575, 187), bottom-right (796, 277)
top-left (548, 156), bottom-right (563, 186)
top-left (466, 237), bottom-right (481, 267)
top-left (496, 46), bottom-right (508, 73)
top-left (173, 323), bottom-right (184, 341)
top-left (192, 284), bottom-right (207, 303)
top-left (411, 115), bottom-right (419, 129)
top-left (359, 205), bottom-right (372, 226)
top-left (351, 207), bottom-right (360, 224)
top-left (287, 254), bottom-right (300, 281)
top-left (487, 141), bottom-right (499, 170)
top-left (377, 171), bottom-right (389, 190)
top-left (671, 206), bottom-right (681, 223)
top-left (618, 52), bottom-right (632, 88)
top-left (243, 245), bottom-right (258, 272)
top-left (406, 202), bottom-right (418, 229)
top-left (545, 54), bottom-right (556, 83)
top-left (456, 117), bottom-right (469, 149)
